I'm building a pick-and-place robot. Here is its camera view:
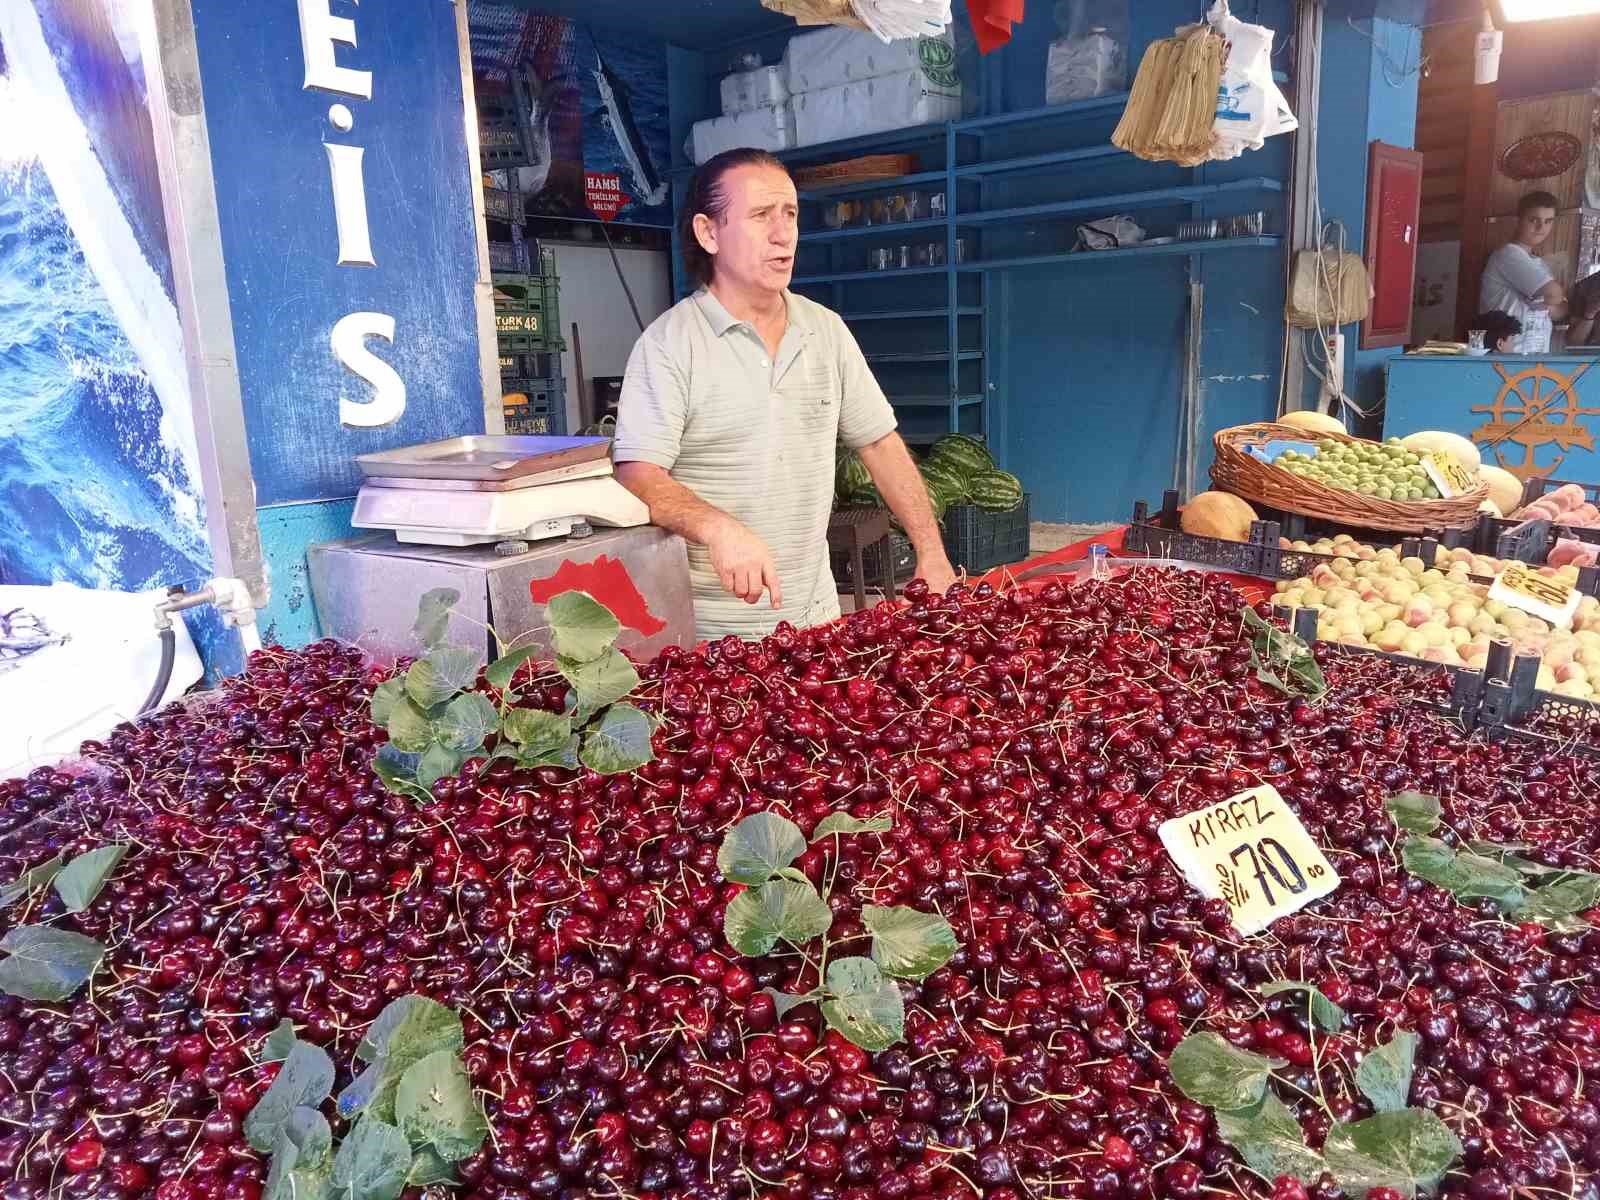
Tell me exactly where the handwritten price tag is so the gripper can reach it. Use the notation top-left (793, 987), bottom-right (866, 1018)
top-left (1420, 452), bottom-right (1478, 499)
top-left (1490, 562), bottom-right (1581, 629)
top-left (1158, 785), bottom-right (1340, 935)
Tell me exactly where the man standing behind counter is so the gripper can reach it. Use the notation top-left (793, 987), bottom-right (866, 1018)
top-left (1478, 190), bottom-right (1568, 349)
top-left (613, 148), bottom-right (957, 640)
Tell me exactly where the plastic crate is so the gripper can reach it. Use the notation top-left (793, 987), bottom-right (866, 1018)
top-left (830, 525), bottom-right (915, 587)
top-left (483, 186), bottom-right (526, 224)
top-left (478, 74), bottom-right (536, 169)
top-left (493, 274), bottom-right (564, 352)
top-left (502, 377), bottom-right (566, 434)
top-left (487, 240), bottom-right (527, 274)
top-left (943, 497), bottom-right (1030, 573)
top-left (499, 351), bottom-right (559, 379)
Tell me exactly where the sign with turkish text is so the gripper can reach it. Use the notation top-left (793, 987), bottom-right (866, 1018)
top-left (189, 1), bottom-right (487, 503)
top-left (1158, 786), bottom-right (1340, 936)
top-left (585, 172), bottom-right (628, 223)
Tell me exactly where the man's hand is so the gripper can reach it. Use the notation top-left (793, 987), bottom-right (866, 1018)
top-left (709, 516), bottom-right (783, 608)
top-left (915, 555), bottom-right (958, 595)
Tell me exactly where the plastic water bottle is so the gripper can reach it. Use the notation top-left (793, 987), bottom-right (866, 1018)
top-left (1089, 544), bottom-right (1112, 580)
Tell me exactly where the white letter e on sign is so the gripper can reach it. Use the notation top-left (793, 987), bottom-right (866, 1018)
top-left (333, 313), bottom-right (406, 428)
top-left (297, 0), bottom-right (373, 98)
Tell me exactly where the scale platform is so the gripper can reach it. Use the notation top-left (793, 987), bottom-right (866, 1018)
top-left (352, 436), bottom-right (649, 546)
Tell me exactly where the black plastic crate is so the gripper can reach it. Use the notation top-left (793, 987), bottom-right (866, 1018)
top-left (478, 73), bottom-right (537, 169)
top-left (1481, 476), bottom-right (1600, 557)
top-left (483, 186), bottom-right (526, 224)
top-left (943, 497), bottom-right (1030, 573)
top-left (500, 351), bottom-right (559, 379)
top-left (503, 374), bottom-right (565, 412)
top-left (487, 240), bottom-right (527, 274)
top-left (830, 527), bottom-right (915, 588)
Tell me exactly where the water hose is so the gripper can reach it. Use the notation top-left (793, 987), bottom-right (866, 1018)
top-left (138, 627), bottom-right (176, 716)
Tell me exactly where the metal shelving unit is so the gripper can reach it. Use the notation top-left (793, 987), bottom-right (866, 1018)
top-left (784, 90), bottom-right (1285, 446)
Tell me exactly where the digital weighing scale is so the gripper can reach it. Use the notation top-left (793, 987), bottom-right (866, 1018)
top-left (351, 435), bottom-right (649, 547)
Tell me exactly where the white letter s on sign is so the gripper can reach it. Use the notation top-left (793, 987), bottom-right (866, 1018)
top-left (333, 312), bottom-right (406, 427)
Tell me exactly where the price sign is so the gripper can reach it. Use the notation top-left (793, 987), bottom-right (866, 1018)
top-left (1158, 785), bottom-right (1340, 935)
top-left (1490, 562), bottom-right (1581, 629)
top-left (1420, 452), bottom-right (1478, 499)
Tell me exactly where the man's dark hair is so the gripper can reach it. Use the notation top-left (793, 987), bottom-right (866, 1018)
top-left (1519, 190), bottom-right (1559, 216)
top-left (679, 148), bottom-right (791, 287)
top-left (1471, 309), bottom-right (1522, 347)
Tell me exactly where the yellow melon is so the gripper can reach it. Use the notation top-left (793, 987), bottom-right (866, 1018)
top-left (1277, 410), bottom-right (1348, 436)
top-left (1399, 430), bottom-right (1482, 472)
top-left (1182, 491), bottom-right (1259, 542)
top-left (1477, 464), bottom-right (1524, 516)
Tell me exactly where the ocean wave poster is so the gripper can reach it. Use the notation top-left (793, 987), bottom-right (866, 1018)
top-left (0, 0), bottom-right (211, 594)
top-left (468, 3), bottom-right (671, 228)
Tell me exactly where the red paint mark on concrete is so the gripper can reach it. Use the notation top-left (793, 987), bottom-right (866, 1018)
top-left (529, 555), bottom-right (667, 637)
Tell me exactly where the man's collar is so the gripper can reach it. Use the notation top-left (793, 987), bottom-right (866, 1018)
top-left (693, 288), bottom-right (806, 338)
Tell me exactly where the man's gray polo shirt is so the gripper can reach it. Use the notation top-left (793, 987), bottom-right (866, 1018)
top-left (614, 288), bottom-right (897, 640)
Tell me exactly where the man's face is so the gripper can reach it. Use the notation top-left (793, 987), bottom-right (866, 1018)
top-left (1518, 206), bottom-right (1557, 248)
top-left (695, 164), bottom-right (798, 295)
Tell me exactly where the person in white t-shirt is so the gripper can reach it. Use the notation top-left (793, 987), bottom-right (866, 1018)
top-left (1478, 191), bottom-right (1567, 350)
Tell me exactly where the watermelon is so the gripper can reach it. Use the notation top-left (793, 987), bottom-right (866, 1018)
top-left (928, 433), bottom-right (995, 477)
top-left (836, 449), bottom-right (871, 502)
top-left (970, 469), bottom-right (1024, 512)
top-left (920, 458), bottom-right (971, 502)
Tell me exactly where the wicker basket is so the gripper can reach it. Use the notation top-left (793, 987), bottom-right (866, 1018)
top-left (793, 154), bottom-right (918, 187)
top-left (1210, 422), bottom-right (1489, 533)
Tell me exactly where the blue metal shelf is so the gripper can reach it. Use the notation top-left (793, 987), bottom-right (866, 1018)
top-left (778, 122), bottom-right (948, 164)
top-left (957, 178), bottom-right (1283, 226)
top-left (792, 263), bottom-right (949, 285)
top-left (867, 351), bottom-right (984, 363)
top-left (841, 306), bottom-right (984, 321)
top-left (799, 217), bottom-right (948, 243)
top-left (955, 236), bottom-right (1282, 273)
top-left (797, 169), bottom-right (950, 199)
top-left (886, 394), bottom-right (986, 409)
top-left (954, 94), bottom-right (1129, 134)
top-left (955, 144), bottom-right (1125, 177)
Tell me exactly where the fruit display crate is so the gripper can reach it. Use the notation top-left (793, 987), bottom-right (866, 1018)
top-left (943, 497), bottom-right (1030, 573)
top-left (830, 527), bottom-right (915, 588)
top-left (502, 375), bottom-right (566, 434)
top-left (493, 273), bottom-right (564, 353)
top-left (1479, 477), bottom-right (1600, 556)
top-left (1272, 606), bottom-right (1600, 759)
top-left (500, 351), bottom-right (559, 380)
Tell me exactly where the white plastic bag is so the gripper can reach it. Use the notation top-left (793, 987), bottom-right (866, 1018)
top-left (1205, 1), bottom-right (1296, 161)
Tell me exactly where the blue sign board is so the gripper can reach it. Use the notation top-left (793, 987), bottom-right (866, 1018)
top-left (190, 0), bottom-right (486, 505)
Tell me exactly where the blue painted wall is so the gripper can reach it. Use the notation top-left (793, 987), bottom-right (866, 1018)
top-left (190, 1), bottom-right (487, 506)
top-left (996, 0), bottom-right (1295, 522)
top-left (1309, 16), bottom-right (1420, 433)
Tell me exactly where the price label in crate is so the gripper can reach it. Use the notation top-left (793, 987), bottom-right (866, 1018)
top-left (1158, 785), bottom-right (1340, 935)
top-left (496, 312), bottom-right (542, 334)
top-left (1490, 562), bottom-right (1581, 629)
top-left (1421, 451), bottom-right (1478, 499)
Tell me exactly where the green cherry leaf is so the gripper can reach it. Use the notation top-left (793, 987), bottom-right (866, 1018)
top-left (1259, 980), bottom-right (1346, 1034)
top-left (0, 926), bottom-right (106, 1002)
top-left (405, 1147), bottom-right (459, 1188)
top-left (412, 588), bottom-right (460, 651)
top-left (1355, 1029), bottom-right (1419, 1114)
top-left (385, 698), bottom-right (435, 755)
top-left (434, 693), bottom-right (498, 755)
top-left (414, 743), bottom-right (465, 792)
top-left (262, 1106), bottom-right (334, 1200)
top-left (861, 904), bottom-right (958, 980)
top-left (245, 1040), bottom-right (337, 1153)
top-left (483, 643), bottom-right (544, 692)
top-left (579, 704), bottom-right (655, 774)
top-left (1168, 1033), bottom-right (1287, 1112)
top-left (371, 746), bottom-right (431, 804)
top-left (0, 855), bottom-right (64, 909)
top-left (724, 879), bottom-right (832, 956)
top-left (1515, 871), bottom-right (1600, 929)
top-left (717, 811), bottom-right (807, 886)
top-left (1323, 1110), bottom-right (1464, 1199)
top-left (544, 591), bottom-right (623, 663)
top-left (558, 648), bottom-right (639, 719)
top-left (261, 1020), bottom-right (299, 1064)
top-left (369, 678), bottom-right (407, 727)
top-left (1384, 791), bottom-right (1442, 836)
top-left (395, 1049), bottom-right (489, 1161)
top-left (331, 1116), bottom-right (412, 1200)
top-left (763, 989), bottom-right (819, 1019)
top-left (357, 996), bottom-right (465, 1066)
top-left (502, 707), bottom-right (572, 751)
top-left (1214, 1092), bottom-right (1327, 1186)
top-left (54, 844), bottom-right (129, 914)
top-left (820, 957), bottom-right (905, 1052)
top-left (811, 813), bottom-right (893, 840)
top-left (405, 647), bottom-right (480, 710)
top-left (520, 734), bottom-right (580, 771)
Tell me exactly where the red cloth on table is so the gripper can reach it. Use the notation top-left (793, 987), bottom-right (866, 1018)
top-left (966, 0), bottom-right (1024, 53)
